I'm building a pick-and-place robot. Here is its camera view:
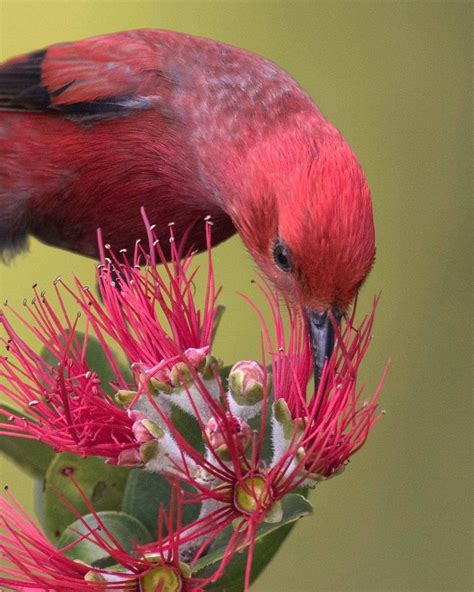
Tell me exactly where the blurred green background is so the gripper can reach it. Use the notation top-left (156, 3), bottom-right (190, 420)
top-left (0, 1), bottom-right (471, 591)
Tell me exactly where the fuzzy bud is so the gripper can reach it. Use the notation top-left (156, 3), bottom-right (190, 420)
top-left (184, 346), bottom-right (209, 371)
top-left (170, 362), bottom-right (193, 387)
top-left (149, 376), bottom-right (173, 394)
top-left (272, 399), bottom-right (295, 440)
top-left (134, 362), bottom-right (173, 393)
top-left (228, 360), bottom-right (268, 406)
top-left (113, 447), bottom-right (143, 466)
top-left (149, 366), bottom-right (173, 393)
top-left (139, 440), bottom-right (159, 463)
top-left (205, 415), bottom-right (251, 460)
top-left (201, 354), bottom-right (224, 379)
top-left (132, 418), bottom-right (164, 444)
top-left (114, 389), bottom-right (137, 407)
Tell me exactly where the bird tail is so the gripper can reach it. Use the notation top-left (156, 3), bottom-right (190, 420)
top-left (0, 116), bottom-right (31, 262)
top-left (0, 191), bottom-right (29, 262)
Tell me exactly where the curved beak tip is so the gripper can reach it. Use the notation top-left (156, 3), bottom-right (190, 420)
top-left (305, 307), bottom-right (341, 389)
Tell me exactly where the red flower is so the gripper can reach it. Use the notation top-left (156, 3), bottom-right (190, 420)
top-left (135, 283), bottom-right (387, 589)
top-left (0, 486), bottom-right (103, 591)
top-left (67, 209), bottom-right (220, 374)
top-left (260, 279), bottom-right (388, 481)
top-left (0, 218), bottom-right (387, 591)
top-left (0, 214), bottom-right (221, 464)
top-left (0, 483), bottom-right (215, 591)
top-left (0, 310), bottom-right (162, 464)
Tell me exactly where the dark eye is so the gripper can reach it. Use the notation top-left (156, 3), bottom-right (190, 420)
top-left (273, 240), bottom-right (292, 272)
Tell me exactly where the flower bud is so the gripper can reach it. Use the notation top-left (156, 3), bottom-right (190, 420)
top-left (149, 376), bottom-right (173, 394)
top-left (132, 418), bottom-right (164, 444)
top-left (141, 419), bottom-right (165, 440)
top-left (134, 362), bottom-right (173, 393)
top-left (272, 399), bottom-right (294, 439)
top-left (132, 420), bottom-right (154, 444)
top-left (170, 362), bottom-right (193, 387)
top-left (204, 415), bottom-right (251, 460)
top-left (139, 440), bottom-right (159, 464)
top-left (184, 346), bottom-right (209, 371)
top-left (228, 360), bottom-right (268, 406)
top-left (114, 389), bottom-right (137, 407)
top-left (114, 447), bottom-right (143, 466)
top-left (149, 366), bottom-right (173, 393)
top-left (201, 354), bottom-right (224, 379)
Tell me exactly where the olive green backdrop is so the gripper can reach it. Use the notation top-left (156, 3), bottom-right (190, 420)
top-left (0, 2), bottom-right (471, 591)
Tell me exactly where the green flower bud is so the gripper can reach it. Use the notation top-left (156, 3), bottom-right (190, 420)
top-left (150, 377), bottom-right (173, 394)
top-left (201, 354), bottom-right (224, 379)
top-left (141, 419), bottom-right (165, 440)
top-left (170, 362), bottom-right (193, 387)
top-left (139, 440), bottom-right (159, 464)
top-left (114, 389), bottom-right (137, 407)
top-left (228, 360), bottom-right (268, 406)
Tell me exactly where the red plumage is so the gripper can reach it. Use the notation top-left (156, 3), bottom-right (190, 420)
top-left (0, 29), bottom-right (374, 312)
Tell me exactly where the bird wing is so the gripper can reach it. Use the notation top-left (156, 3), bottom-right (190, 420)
top-left (0, 32), bottom-right (170, 119)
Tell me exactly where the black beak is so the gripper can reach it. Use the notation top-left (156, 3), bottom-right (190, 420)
top-left (305, 307), bottom-right (342, 390)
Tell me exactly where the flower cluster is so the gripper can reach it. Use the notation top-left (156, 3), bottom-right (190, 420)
top-left (0, 213), bottom-right (386, 591)
top-left (0, 483), bottom-right (210, 591)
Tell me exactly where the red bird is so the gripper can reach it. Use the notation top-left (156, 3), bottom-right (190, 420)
top-left (0, 29), bottom-right (375, 384)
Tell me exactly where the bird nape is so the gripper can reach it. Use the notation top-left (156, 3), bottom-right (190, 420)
top-left (0, 28), bottom-right (375, 385)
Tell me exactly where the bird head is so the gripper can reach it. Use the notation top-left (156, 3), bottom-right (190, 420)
top-left (233, 121), bottom-right (375, 386)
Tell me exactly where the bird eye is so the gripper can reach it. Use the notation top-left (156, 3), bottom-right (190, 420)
top-left (273, 240), bottom-right (292, 272)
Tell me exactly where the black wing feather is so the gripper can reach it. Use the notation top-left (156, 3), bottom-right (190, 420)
top-left (0, 50), bottom-right (51, 110)
top-left (0, 48), bottom-right (148, 118)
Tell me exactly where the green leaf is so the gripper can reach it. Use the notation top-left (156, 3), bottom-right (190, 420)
top-left (57, 511), bottom-right (152, 568)
top-left (40, 331), bottom-right (131, 395)
top-left (170, 404), bottom-right (205, 454)
top-left (0, 404), bottom-right (54, 478)
top-left (43, 452), bottom-right (130, 543)
top-left (193, 493), bottom-right (313, 575)
top-left (121, 469), bottom-right (200, 539)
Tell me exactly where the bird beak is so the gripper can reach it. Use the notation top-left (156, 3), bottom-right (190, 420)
top-left (305, 307), bottom-right (342, 390)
